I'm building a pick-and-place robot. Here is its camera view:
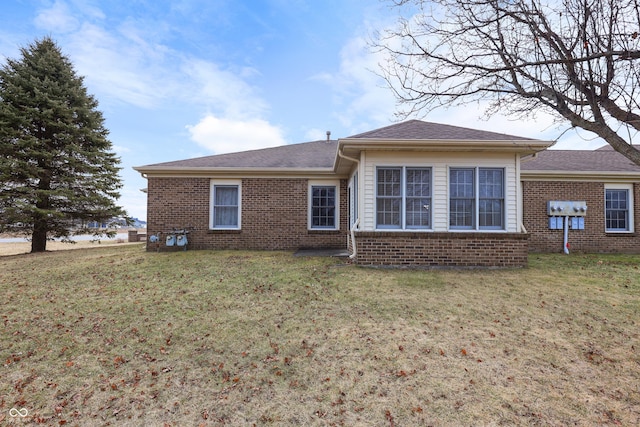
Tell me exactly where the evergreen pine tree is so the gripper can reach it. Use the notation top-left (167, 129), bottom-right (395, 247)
top-left (0, 37), bottom-right (127, 252)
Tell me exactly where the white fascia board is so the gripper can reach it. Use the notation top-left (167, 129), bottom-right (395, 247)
top-left (133, 166), bottom-right (344, 179)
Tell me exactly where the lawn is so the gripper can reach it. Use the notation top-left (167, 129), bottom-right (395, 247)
top-left (1, 245), bottom-right (639, 426)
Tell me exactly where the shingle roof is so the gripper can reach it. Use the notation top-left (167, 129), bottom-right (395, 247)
top-left (135, 120), bottom-right (547, 173)
top-left (347, 119), bottom-right (534, 141)
top-left (521, 148), bottom-right (640, 173)
top-left (138, 140), bottom-right (337, 170)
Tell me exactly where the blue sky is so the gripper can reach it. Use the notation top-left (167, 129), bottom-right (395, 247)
top-left (0, 0), bottom-right (603, 220)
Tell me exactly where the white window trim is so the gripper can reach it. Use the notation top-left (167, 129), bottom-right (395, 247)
top-left (374, 166), bottom-right (433, 231)
top-left (308, 180), bottom-right (340, 231)
top-left (447, 166), bottom-right (506, 232)
top-left (604, 183), bottom-right (634, 233)
top-left (210, 179), bottom-right (242, 230)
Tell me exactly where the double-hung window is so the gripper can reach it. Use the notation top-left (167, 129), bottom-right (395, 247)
top-left (605, 185), bottom-right (633, 232)
top-left (479, 168), bottom-right (505, 229)
top-left (449, 168), bottom-right (475, 228)
top-left (309, 181), bottom-right (339, 230)
top-left (449, 167), bottom-right (504, 230)
top-left (310, 185), bottom-right (337, 229)
top-left (376, 167), bottom-right (431, 229)
top-left (211, 181), bottom-right (241, 229)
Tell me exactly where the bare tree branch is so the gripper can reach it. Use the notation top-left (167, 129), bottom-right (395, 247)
top-left (373, 0), bottom-right (640, 165)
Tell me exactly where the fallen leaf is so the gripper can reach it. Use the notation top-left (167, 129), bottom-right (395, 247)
top-left (385, 409), bottom-right (395, 427)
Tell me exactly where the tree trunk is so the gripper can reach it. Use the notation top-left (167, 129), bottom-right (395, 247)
top-left (31, 218), bottom-right (48, 253)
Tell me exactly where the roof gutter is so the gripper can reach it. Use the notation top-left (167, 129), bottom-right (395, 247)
top-left (133, 166), bottom-right (341, 179)
top-left (336, 148), bottom-right (360, 166)
top-left (521, 139), bottom-right (557, 162)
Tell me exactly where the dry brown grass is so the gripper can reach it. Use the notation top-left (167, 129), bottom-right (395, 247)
top-left (1, 246), bottom-right (639, 426)
top-left (0, 238), bottom-right (135, 257)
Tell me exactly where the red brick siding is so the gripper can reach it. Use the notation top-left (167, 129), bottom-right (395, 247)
top-left (522, 181), bottom-right (640, 253)
top-left (146, 177), bottom-right (348, 251)
top-left (353, 232), bottom-right (529, 268)
top-left (148, 176), bottom-right (640, 263)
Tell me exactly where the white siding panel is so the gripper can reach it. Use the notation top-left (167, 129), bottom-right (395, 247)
top-left (432, 165), bottom-right (448, 230)
top-left (361, 151), bottom-right (520, 232)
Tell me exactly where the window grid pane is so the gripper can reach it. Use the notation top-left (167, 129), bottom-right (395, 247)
top-left (311, 186), bottom-right (336, 228)
top-left (606, 189), bottom-right (629, 231)
top-left (376, 168), bottom-right (402, 228)
top-left (479, 168), bottom-right (504, 229)
top-left (479, 199), bottom-right (503, 228)
top-left (450, 169), bottom-right (475, 228)
top-left (406, 168), bottom-right (431, 228)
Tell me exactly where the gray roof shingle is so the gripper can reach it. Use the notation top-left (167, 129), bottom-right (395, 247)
top-left (521, 148), bottom-right (640, 173)
top-left (139, 140), bottom-right (337, 169)
top-left (135, 120), bottom-right (547, 172)
top-left (347, 119), bottom-right (534, 141)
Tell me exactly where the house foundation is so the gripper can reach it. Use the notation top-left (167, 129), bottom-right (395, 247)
top-left (352, 231), bottom-right (529, 268)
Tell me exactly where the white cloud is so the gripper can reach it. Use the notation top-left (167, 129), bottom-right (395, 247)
top-left (313, 23), bottom-right (399, 135)
top-left (186, 115), bottom-right (286, 154)
top-left (304, 128), bottom-right (330, 141)
top-left (30, 0), bottom-right (294, 172)
top-left (65, 22), bottom-right (177, 108)
top-left (34, 2), bottom-right (270, 121)
top-left (112, 145), bottom-right (131, 154)
top-left (34, 0), bottom-right (79, 33)
top-left (180, 59), bottom-right (267, 118)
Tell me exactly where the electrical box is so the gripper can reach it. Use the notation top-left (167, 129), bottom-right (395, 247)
top-left (549, 217), bottom-right (564, 230)
top-left (571, 217), bottom-right (585, 230)
top-left (547, 201), bottom-right (587, 216)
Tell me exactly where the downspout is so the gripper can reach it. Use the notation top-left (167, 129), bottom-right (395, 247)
top-left (350, 218), bottom-right (360, 260)
top-left (337, 148), bottom-right (360, 259)
top-left (519, 150), bottom-right (546, 233)
top-left (563, 216), bottom-right (570, 254)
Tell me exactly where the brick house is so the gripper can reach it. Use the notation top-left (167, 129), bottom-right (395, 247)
top-left (521, 145), bottom-right (640, 254)
top-left (134, 120), bottom-right (640, 267)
